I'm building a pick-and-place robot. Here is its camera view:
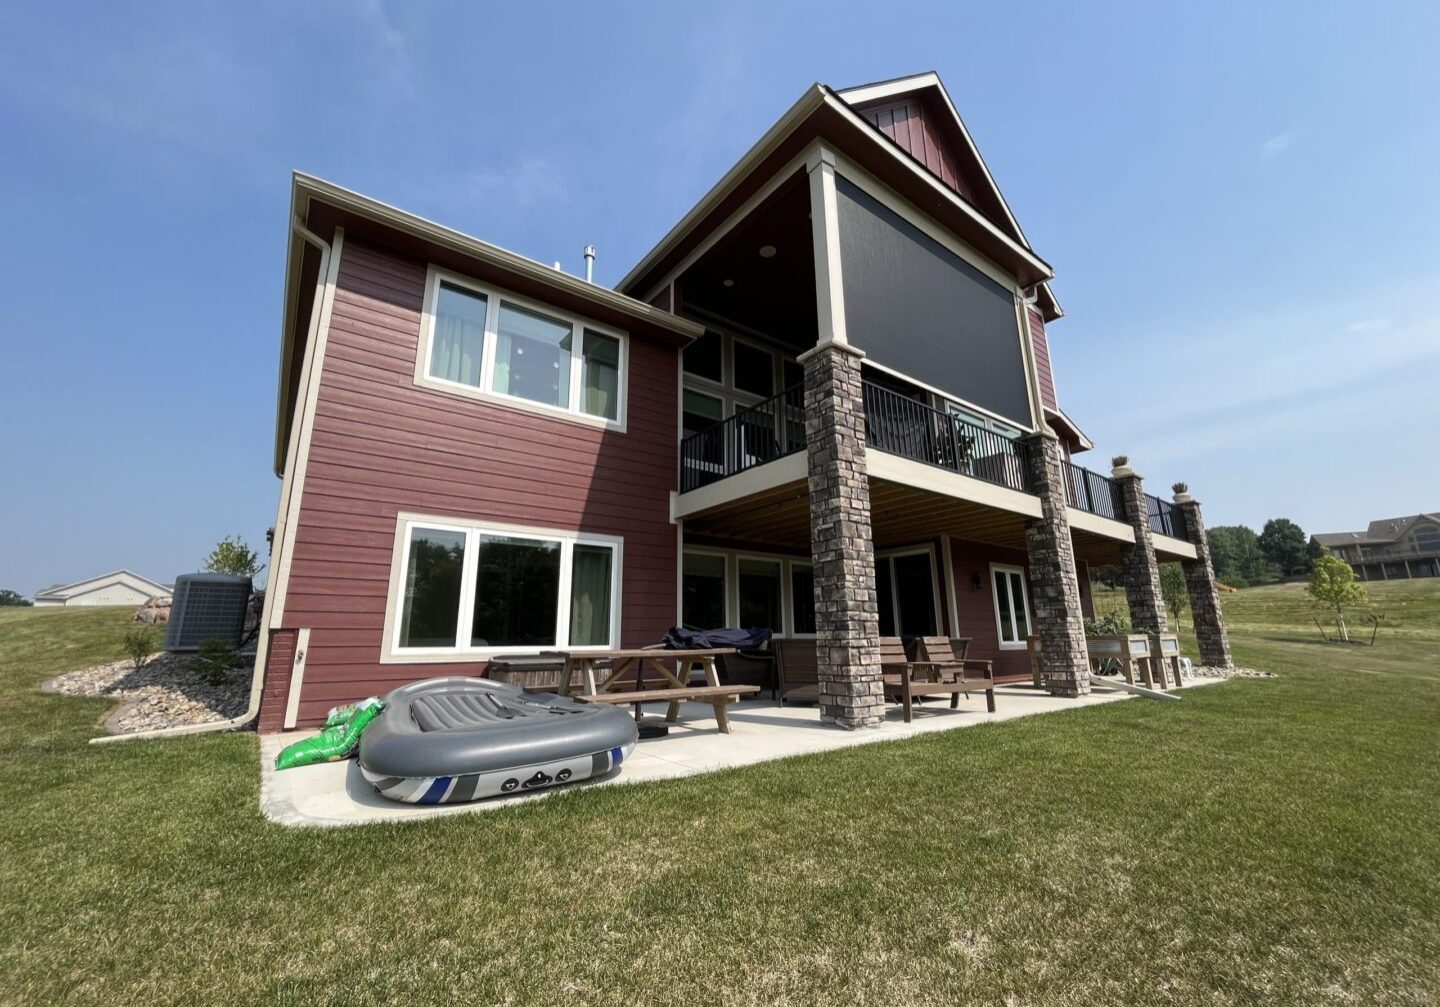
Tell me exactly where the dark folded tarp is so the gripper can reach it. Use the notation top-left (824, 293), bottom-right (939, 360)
top-left (662, 626), bottom-right (772, 651)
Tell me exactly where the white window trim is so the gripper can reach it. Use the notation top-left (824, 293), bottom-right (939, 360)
top-left (415, 265), bottom-right (629, 432)
top-left (876, 545), bottom-right (943, 637)
top-left (681, 547), bottom-right (734, 630)
top-left (381, 512), bottom-right (623, 663)
top-left (989, 562), bottom-right (1032, 650)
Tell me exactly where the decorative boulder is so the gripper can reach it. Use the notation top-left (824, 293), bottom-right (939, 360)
top-left (133, 596), bottom-right (171, 624)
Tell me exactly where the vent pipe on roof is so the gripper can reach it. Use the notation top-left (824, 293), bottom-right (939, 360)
top-left (584, 244), bottom-right (596, 283)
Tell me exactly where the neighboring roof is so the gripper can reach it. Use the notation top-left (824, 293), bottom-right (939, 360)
top-left (1311, 513), bottom-right (1440, 546)
top-left (34, 570), bottom-right (172, 600)
top-left (617, 78), bottom-right (1054, 302)
top-left (274, 173), bottom-right (706, 475)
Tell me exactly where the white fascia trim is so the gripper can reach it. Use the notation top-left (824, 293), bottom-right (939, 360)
top-left (1067, 508), bottom-right (1135, 543)
top-left (671, 452), bottom-right (808, 521)
top-left (820, 92), bottom-right (1052, 281)
top-left (865, 450), bottom-right (1043, 519)
top-left (1151, 534), bottom-right (1198, 561)
top-left (619, 86), bottom-right (830, 294)
top-left (835, 72), bottom-right (1031, 253)
top-left (293, 173), bottom-right (703, 342)
top-left (268, 228), bottom-right (345, 629)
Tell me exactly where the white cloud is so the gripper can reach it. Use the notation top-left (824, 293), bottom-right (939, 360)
top-left (465, 156), bottom-right (570, 209)
top-left (1259, 131), bottom-right (1293, 161)
top-left (1345, 318), bottom-right (1390, 334)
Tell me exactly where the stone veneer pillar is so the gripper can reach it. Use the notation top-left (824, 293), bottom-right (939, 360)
top-left (800, 340), bottom-right (885, 728)
top-left (1112, 463), bottom-right (1169, 652)
top-left (1019, 431), bottom-right (1090, 697)
top-left (1173, 489), bottom-right (1234, 669)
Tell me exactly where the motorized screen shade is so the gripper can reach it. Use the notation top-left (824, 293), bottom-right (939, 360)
top-left (834, 176), bottom-right (1031, 427)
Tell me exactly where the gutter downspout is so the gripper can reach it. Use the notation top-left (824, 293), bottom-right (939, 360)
top-left (92, 218), bottom-right (333, 745)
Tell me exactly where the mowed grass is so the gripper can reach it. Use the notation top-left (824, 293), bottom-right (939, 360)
top-left (1, 585), bottom-right (1438, 1006)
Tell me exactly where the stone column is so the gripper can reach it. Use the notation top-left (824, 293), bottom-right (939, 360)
top-left (1019, 430), bottom-right (1090, 697)
top-left (1173, 488), bottom-right (1233, 669)
top-left (1112, 462), bottom-right (1169, 678)
top-left (800, 340), bottom-right (885, 728)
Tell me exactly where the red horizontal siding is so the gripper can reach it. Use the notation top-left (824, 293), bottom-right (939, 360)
top-left (268, 238), bottom-right (680, 729)
top-left (947, 538), bottom-right (1034, 682)
top-left (1028, 307), bottom-right (1057, 412)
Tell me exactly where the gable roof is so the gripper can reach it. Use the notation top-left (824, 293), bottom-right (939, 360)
top-left (274, 173), bottom-right (706, 475)
top-left (34, 569), bottom-right (172, 600)
top-left (617, 77), bottom-right (1055, 303)
top-left (1311, 513), bottom-right (1440, 546)
top-left (836, 73), bottom-right (1062, 321)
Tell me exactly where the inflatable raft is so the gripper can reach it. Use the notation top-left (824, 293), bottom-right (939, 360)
top-left (358, 677), bottom-right (638, 804)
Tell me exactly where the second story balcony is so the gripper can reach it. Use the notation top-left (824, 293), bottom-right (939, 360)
top-left (676, 376), bottom-right (1197, 566)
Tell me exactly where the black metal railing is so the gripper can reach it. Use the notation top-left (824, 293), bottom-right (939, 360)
top-left (1061, 460), bottom-right (1123, 521)
top-left (1147, 493), bottom-right (1188, 540)
top-left (861, 382), bottom-right (1033, 494)
top-left (678, 383), bottom-right (805, 492)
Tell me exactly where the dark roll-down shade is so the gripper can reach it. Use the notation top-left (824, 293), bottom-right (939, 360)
top-left (835, 176), bottom-right (1032, 427)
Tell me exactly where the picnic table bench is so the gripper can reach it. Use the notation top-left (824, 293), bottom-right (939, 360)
top-left (548, 648), bottom-right (760, 734)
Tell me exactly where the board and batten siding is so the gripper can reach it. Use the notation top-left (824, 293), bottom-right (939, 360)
top-left (861, 98), bottom-right (972, 202)
top-left (258, 239), bottom-right (681, 731)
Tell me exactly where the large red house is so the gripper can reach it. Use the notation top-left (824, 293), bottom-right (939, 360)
top-left (255, 72), bottom-right (1231, 732)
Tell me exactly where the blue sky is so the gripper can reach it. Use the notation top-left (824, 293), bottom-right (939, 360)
top-left (2, 1), bottom-right (1437, 595)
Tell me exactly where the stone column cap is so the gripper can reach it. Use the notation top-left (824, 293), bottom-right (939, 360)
top-left (797, 339), bottom-right (866, 364)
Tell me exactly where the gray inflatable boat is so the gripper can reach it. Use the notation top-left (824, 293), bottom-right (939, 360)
top-left (358, 677), bottom-right (638, 804)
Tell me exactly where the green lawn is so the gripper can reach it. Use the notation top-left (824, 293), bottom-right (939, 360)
top-left (2, 584), bottom-right (1438, 1006)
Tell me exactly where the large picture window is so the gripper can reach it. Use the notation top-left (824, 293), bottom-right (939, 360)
top-left (990, 563), bottom-right (1031, 648)
top-left (737, 557), bottom-right (782, 632)
top-left (387, 517), bottom-right (620, 659)
top-left (682, 552), bottom-right (727, 630)
top-left (419, 267), bottom-right (627, 428)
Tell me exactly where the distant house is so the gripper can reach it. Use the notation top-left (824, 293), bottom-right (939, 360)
top-left (1311, 513), bottom-right (1440, 581)
top-left (32, 570), bottom-right (173, 608)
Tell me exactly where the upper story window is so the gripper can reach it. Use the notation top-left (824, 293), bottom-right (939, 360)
top-left (418, 267), bottom-right (627, 429)
top-left (1409, 524), bottom-right (1440, 553)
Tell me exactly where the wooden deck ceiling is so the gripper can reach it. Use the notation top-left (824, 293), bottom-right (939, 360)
top-left (683, 475), bottom-right (1135, 564)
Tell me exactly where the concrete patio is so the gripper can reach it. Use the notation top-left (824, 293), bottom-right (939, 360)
top-left (260, 678), bottom-right (1220, 828)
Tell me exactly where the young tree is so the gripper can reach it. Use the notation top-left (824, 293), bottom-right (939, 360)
top-left (1260, 517), bottom-right (1310, 576)
top-left (1307, 556), bottom-right (1367, 643)
top-left (202, 535), bottom-right (262, 579)
top-left (0, 589), bottom-right (32, 607)
top-left (1159, 563), bottom-right (1188, 630)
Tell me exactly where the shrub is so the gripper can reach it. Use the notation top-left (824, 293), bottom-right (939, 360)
top-left (1084, 611), bottom-right (1131, 636)
top-left (121, 628), bottom-right (158, 673)
top-left (195, 639), bottom-right (237, 686)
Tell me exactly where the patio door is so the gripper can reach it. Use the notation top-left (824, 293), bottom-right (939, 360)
top-left (875, 549), bottom-right (940, 637)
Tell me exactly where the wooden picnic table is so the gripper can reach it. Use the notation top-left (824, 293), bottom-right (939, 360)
top-left (547, 648), bottom-right (759, 734)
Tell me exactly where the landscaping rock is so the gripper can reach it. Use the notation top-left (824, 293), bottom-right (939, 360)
top-left (1189, 664), bottom-right (1274, 680)
top-left (44, 644), bottom-right (256, 735)
top-left (132, 596), bottom-right (171, 624)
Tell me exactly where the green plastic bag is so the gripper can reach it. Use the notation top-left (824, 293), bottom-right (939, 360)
top-left (274, 697), bottom-right (386, 771)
